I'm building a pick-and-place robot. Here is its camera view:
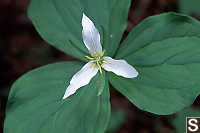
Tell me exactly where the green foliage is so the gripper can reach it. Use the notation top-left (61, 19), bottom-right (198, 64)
top-left (4, 62), bottom-right (110, 133)
top-left (5, 0), bottom-right (200, 132)
top-left (109, 12), bottom-right (200, 115)
top-left (178, 0), bottom-right (200, 15)
top-left (28, 0), bottom-right (131, 60)
top-left (171, 107), bottom-right (200, 133)
top-left (106, 109), bottom-right (126, 133)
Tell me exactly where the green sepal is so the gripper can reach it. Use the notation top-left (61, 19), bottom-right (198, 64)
top-left (97, 70), bottom-right (106, 96)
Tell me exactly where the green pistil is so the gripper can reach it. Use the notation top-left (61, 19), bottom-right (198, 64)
top-left (94, 56), bottom-right (104, 66)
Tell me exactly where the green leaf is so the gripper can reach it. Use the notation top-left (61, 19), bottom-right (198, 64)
top-left (28, 0), bottom-right (87, 61)
top-left (28, 0), bottom-right (131, 59)
top-left (171, 107), bottom-right (200, 133)
top-left (110, 12), bottom-right (200, 115)
top-left (178, 0), bottom-right (200, 15)
top-left (4, 62), bottom-right (110, 133)
top-left (106, 109), bottom-right (126, 133)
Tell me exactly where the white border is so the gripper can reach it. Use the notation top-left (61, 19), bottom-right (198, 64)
top-left (186, 117), bottom-right (200, 133)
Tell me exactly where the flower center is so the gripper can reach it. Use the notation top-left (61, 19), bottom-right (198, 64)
top-left (85, 50), bottom-right (108, 73)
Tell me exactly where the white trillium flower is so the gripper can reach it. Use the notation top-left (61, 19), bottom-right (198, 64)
top-left (63, 13), bottom-right (139, 99)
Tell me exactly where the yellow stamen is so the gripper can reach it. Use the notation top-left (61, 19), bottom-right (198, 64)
top-left (103, 61), bottom-right (109, 64)
top-left (97, 63), bottom-right (102, 73)
top-left (100, 50), bottom-right (105, 57)
top-left (90, 63), bottom-right (96, 68)
top-left (85, 56), bottom-right (94, 61)
top-left (94, 52), bottom-right (98, 57)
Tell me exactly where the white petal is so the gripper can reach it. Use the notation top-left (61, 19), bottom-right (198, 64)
top-left (82, 13), bottom-right (102, 56)
top-left (63, 62), bottom-right (98, 99)
top-left (102, 57), bottom-right (138, 78)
